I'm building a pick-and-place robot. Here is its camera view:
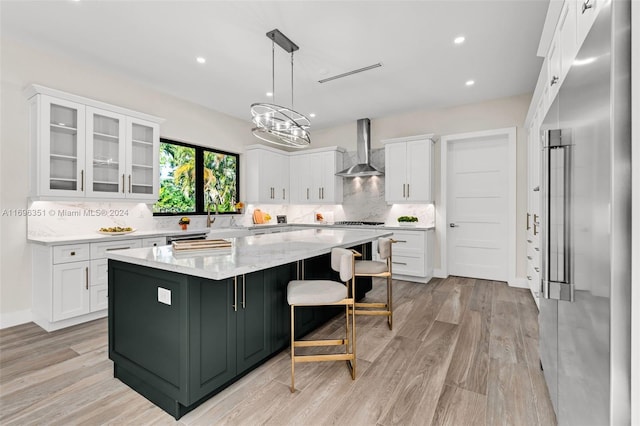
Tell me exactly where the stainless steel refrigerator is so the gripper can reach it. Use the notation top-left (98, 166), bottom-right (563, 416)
top-left (539, 0), bottom-right (631, 424)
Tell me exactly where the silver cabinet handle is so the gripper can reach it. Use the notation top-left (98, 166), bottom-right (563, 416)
top-left (321, 187), bottom-right (324, 199)
top-left (70, 251), bottom-right (76, 256)
top-left (306, 188), bottom-right (309, 200)
top-left (402, 184), bottom-right (406, 198)
top-left (85, 267), bottom-right (89, 290)
top-left (526, 213), bottom-right (531, 230)
top-left (533, 222), bottom-right (539, 236)
top-left (122, 174), bottom-right (125, 193)
top-left (551, 76), bottom-right (559, 86)
top-left (535, 247), bottom-right (540, 252)
top-left (233, 276), bottom-right (238, 312)
top-left (527, 239), bottom-right (533, 243)
top-left (282, 188), bottom-right (285, 200)
top-left (527, 275), bottom-right (532, 280)
top-left (527, 256), bottom-right (533, 260)
top-left (407, 184), bottom-right (410, 198)
top-left (80, 170), bottom-right (84, 191)
top-left (395, 240), bottom-right (407, 243)
top-left (392, 261), bottom-right (407, 265)
top-left (106, 247), bottom-right (132, 251)
top-left (534, 267), bottom-right (540, 272)
top-left (242, 274), bottom-right (246, 309)
top-left (129, 174), bottom-right (132, 193)
top-left (319, 188), bottom-right (322, 199)
top-left (449, 223), bottom-right (459, 228)
top-left (582, 0), bottom-right (593, 14)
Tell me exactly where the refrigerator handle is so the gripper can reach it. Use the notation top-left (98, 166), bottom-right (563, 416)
top-left (541, 131), bottom-right (574, 302)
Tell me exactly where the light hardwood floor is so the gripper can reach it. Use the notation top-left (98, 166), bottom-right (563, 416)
top-left (0, 277), bottom-right (556, 425)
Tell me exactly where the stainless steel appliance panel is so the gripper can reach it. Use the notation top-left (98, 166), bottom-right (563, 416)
top-left (539, 0), bottom-right (631, 424)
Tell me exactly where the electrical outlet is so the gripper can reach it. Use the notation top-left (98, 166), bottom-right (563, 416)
top-left (158, 287), bottom-right (171, 305)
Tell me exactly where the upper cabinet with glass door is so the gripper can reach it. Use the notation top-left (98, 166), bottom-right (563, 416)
top-left (26, 85), bottom-right (162, 201)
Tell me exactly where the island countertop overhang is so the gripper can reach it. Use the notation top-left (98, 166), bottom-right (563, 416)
top-left (106, 228), bottom-right (393, 281)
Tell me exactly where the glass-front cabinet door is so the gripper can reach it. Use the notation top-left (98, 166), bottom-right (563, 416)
top-left (40, 96), bottom-right (86, 196)
top-left (126, 118), bottom-right (159, 200)
top-left (85, 107), bottom-right (126, 198)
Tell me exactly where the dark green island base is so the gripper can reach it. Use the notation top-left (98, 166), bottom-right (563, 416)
top-left (108, 243), bottom-right (372, 420)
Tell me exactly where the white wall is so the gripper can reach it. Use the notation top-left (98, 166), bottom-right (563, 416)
top-left (0, 38), bottom-right (253, 326)
top-left (310, 93), bottom-right (532, 278)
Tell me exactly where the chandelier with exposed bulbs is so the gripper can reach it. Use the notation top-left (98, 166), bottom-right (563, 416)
top-left (250, 29), bottom-right (310, 148)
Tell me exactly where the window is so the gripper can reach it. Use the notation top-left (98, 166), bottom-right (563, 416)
top-left (154, 138), bottom-right (239, 215)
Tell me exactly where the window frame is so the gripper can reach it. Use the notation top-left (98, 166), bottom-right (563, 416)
top-left (153, 137), bottom-right (240, 216)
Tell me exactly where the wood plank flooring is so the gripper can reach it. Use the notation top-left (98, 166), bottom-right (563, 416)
top-left (0, 276), bottom-right (557, 425)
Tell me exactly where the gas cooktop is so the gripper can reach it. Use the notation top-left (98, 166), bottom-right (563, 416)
top-left (334, 221), bottom-right (385, 226)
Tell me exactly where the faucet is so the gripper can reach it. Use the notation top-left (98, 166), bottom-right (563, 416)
top-left (207, 204), bottom-right (216, 228)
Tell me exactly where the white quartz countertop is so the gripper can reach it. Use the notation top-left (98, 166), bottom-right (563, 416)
top-left (107, 228), bottom-right (393, 281)
top-left (27, 228), bottom-right (211, 245)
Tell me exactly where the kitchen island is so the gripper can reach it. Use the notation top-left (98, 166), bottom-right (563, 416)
top-left (107, 228), bottom-right (392, 419)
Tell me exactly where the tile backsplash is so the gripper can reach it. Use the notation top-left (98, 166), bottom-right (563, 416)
top-left (27, 148), bottom-right (434, 238)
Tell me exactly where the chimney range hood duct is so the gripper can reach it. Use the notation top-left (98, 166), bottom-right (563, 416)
top-left (336, 118), bottom-right (383, 177)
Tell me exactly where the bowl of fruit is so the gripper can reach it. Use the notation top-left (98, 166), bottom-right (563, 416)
top-left (98, 226), bottom-right (135, 235)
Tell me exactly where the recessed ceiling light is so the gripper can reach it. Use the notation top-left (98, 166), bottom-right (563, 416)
top-left (454, 36), bottom-right (465, 44)
top-left (465, 80), bottom-right (475, 86)
top-left (309, 113), bottom-right (316, 118)
top-left (266, 92), bottom-right (273, 97)
top-left (196, 57), bottom-right (206, 64)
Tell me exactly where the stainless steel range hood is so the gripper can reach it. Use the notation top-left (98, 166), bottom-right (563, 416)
top-left (336, 118), bottom-right (383, 177)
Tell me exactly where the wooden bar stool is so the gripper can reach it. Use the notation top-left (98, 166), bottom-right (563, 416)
top-left (353, 238), bottom-right (396, 329)
top-left (287, 247), bottom-right (360, 392)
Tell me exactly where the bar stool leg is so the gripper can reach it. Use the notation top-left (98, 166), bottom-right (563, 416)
top-left (387, 276), bottom-right (393, 330)
top-left (290, 305), bottom-right (295, 393)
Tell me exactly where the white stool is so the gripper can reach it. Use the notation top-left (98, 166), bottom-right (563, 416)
top-left (287, 247), bottom-right (360, 392)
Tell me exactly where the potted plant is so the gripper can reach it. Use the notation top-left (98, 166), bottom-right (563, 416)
top-left (397, 215), bottom-right (418, 227)
top-left (179, 216), bottom-right (190, 230)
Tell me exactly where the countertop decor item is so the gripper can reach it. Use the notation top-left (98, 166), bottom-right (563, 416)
top-left (98, 227), bottom-right (136, 235)
top-left (397, 216), bottom-right (418, 227)
top-left (234, 201), bottom-right (244, 214)
top-left (179, 216), bottom-right (190, 230)
top-left (250, 29), bottom-right (311, 148)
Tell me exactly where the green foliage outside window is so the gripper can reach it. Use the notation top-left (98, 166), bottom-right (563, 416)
top-left (153, 139), bottom-right (239, 215)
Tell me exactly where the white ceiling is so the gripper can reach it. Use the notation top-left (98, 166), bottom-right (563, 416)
top-left (1, 0), bottom-right (549, 129)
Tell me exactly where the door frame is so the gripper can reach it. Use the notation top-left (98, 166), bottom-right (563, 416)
top-left (438, 127), bottom-right (517, 286)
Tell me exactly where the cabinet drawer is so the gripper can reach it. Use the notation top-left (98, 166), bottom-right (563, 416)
top-left (53, 244), bottom-right (90, 264)
top-left (391, 254), bottom-right (426, 277)
top-left (390, 231), bottom-right (425, 252)
top-left (142, 237), bottom-right (166, 247)
top-left (91, 239), bottom-right (141, 259)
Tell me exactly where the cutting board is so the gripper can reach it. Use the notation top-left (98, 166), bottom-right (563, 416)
top-left (172, 239), bottom-right (232, 251)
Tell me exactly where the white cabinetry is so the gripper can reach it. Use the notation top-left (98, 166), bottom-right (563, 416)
top-left (289, 147), bottom-right (345, 204)
top-left (26, 85), bottom-right (161, 201)
top-left (32, 238), bottom-right (142, 331)
top-left (547, 0), bottom-right (578, 104)
top-left (376, 229), bottom-right (434, 283)
top-left (142, 236), bottom-right (167, 247)
top-left (576, 0), bottom-right (602, 49)
top-left (382, 135), bottom-right (435, 204)
top-left (245, 145), bottom-right (290, 204)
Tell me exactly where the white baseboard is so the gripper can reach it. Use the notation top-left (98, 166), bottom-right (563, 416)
top-left (509, 277), bottom-right (529, 289)
top-left (433, 268), bottom-right (447, 278)
top-left (0, 309), bottom-right (33, 329)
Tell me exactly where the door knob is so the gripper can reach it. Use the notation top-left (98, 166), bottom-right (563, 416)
top-left (449, 223), bottom-right (459, 228)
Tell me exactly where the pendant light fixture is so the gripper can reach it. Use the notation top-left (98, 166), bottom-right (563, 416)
top-left (251, 29), bottom-right (311, 148)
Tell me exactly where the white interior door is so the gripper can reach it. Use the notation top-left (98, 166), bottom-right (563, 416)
top-left (447, 134), bottom-right (509, 281)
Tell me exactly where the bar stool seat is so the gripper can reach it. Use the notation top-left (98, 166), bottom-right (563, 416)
top-left (355, 261), bottom-right (388, 275)
top-left (287, 280), bottom-right (348, 305)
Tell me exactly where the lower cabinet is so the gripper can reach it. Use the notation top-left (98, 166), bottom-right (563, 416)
top-left (52, 261), bottom-right (90, 321)
top-left (383, 229), bottom-right (434, 283)
top-left (32, 238), bottom-right (141, 331)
